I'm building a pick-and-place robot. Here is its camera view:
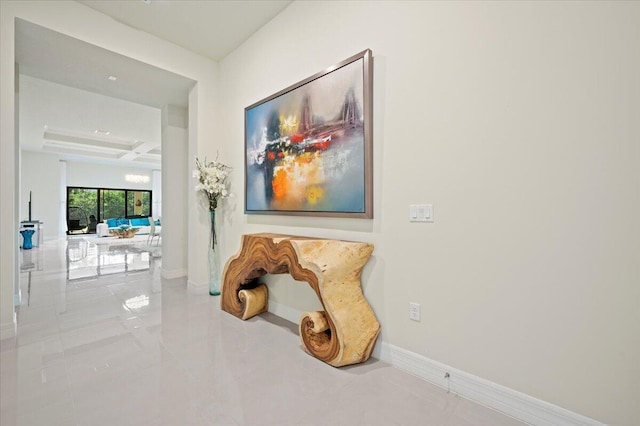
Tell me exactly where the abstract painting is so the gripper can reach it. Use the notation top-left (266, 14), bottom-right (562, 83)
top-left (244, 49), bottom-right (373, 218)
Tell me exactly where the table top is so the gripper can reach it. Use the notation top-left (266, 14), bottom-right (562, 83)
top-left (109, 227), bottom-right (140, 238)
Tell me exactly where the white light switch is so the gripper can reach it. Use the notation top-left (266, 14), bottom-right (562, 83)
top-left (409, 204), bottom-right (433, 222)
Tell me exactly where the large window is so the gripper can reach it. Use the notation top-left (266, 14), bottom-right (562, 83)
top-left (126, 191), bottom-right (151, 217)
top-left (67, 188), bottom-right (97, 234)
top-left (99, 189), bottom-right (126, 221)
top-left (67, 187), bottom-right (152, 234)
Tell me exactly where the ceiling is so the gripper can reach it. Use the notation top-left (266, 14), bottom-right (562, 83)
top-left (15, 0), bottom-right (293, 168)
top-left (78, 0), bottom-right (293, 62)
top-left (16, 19), bottom-right (195, 110)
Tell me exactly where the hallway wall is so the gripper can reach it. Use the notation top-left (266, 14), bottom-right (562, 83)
top-left (216, 1), bottom-right (640, 424)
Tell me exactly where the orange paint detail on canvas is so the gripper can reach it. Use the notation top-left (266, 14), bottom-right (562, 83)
top-left (272, 169), bottom-right (289, 199)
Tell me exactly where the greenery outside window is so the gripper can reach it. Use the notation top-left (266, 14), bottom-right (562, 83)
top-left (67, 187), bottom-right (153, 234)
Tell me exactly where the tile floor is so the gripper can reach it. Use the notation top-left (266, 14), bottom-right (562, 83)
top-left (1, 238), bottom-right (525, 426)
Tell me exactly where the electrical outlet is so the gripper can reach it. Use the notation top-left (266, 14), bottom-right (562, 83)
top-left (409, 303), bottom-right (421, 321)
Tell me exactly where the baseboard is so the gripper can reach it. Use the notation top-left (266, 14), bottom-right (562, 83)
top-left (161, 268), bottom-right (187, 279)
top-left (263, 300), bottom-right (602, 426)
top-left (376, 342), bottom-right (605, 426)
top-left (0, 313), bottom-right (17, 340)
top-left (186, 279), bottom-right (210, 294)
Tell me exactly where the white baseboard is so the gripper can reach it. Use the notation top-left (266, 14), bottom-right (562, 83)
top-left (264, 300), bottom-right (602, 426)
top-left (186, 279), bottom-right (210, 294)
top-left (0, 313), bottom-right (17, 340)
top-left (376, 342), bottom-right (605, 426)
top-left (161, 268), bottom-right (187, 279)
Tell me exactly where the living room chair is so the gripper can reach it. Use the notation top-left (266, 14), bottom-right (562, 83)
top-left (147, 217), bottom-right (161, 246)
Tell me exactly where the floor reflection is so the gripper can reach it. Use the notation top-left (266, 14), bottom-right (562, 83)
top-left (66, 237), bottom-right (159, 281)
top-left (19, 243), bottom-right (43, 306)
top-left (17, 236), bottom-right (163, 324)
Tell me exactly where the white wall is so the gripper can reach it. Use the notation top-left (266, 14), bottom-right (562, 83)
top-left (217, 1), bottom-right (640, 424)
top-left (20, 151), bottom-right (61, 239)
top-left (152, 169), bottom-right (161, 218)
top-left (66, 162), bottom-right (154, 190)
top-left (161, 104), bottom-right (188, 278)
top-left (1, 6), bottom-right (19, 340)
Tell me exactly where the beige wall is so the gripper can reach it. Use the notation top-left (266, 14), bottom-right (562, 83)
top-left (217, 1), bottom-right (640, 424)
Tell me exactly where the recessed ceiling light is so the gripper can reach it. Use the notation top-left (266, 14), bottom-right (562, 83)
top-left (108, 75), bottom-right (117, 81)
top-left (94, 129), bottom-right (111, 136)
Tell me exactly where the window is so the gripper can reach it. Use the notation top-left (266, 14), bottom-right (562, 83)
top-left (100, 189), bottom-right (125, 221)
top-left (67, 186), bottom-right (152, 234)
top-left (126, 191), bottom-right (151, 218)
top-left (67, 188), bottom-right (97, 234)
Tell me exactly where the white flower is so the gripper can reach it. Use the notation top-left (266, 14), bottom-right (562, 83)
top-left (193, 156), bottom-right (231, 210)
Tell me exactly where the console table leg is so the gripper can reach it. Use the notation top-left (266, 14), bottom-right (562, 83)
top-left (300, 311), bottom-right (333, 359)
top-left (238, 284), bottom-right (268, 320)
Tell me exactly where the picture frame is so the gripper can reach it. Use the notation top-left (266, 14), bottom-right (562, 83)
top-left (244, 49), bottom-right (373, 218)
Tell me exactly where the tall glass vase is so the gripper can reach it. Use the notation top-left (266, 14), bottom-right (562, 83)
top-left (208, 210), bottom-right (221, 296)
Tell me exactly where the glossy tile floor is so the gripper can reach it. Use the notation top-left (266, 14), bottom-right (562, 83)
top-left (1, 237), bottom-right (525, 426)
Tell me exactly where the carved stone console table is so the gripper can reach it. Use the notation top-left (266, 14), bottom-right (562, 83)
top-left (220, 233), bottom-right (380, 367)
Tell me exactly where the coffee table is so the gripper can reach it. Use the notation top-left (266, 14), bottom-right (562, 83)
top-left (109, 227), bottom-right (139, 238)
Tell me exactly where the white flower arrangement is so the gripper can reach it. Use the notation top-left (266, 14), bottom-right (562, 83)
top-left (193, 156), bottom-right (231, 211)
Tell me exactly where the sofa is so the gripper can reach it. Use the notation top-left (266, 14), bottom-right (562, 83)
top-left (96, 217), bottom-right (156, 237)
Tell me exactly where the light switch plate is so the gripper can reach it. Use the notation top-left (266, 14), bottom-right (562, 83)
top-left (409, 204), bottom-right (433, 222)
